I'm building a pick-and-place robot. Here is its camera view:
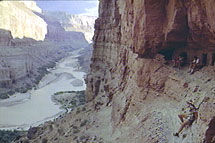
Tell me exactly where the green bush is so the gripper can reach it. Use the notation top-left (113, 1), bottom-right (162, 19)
top-left (0, 130), bottom-right (25, 143)
top-left (0, 94), bottom-right (9, 99)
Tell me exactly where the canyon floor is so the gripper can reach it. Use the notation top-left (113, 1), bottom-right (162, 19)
top-left (0, 48), bottom-right (87, 131)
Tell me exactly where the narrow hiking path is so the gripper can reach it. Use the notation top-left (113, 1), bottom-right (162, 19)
top-left (145, 97), bottom-right (199, 143)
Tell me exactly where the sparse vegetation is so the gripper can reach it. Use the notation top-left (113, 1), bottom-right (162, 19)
top-left (53, 90), bottom-right (86, 110)
top-left (0, 93), bottom-right (9, 99)
top-left (0, 61), bottom-right (57, 99)
top-left (0, 130), bottom-right (25, 143)
top-left (54, 91), bottom-right (76, 95)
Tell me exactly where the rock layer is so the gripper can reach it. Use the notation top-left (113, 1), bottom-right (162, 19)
top-left (86, 0), bottom-right (215, 143)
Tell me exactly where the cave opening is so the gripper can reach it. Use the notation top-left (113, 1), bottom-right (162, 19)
top-left (179, 52), bottom-right (188, 65)
top-left (202, 53), bottom-right (208, 66)
top-left (158, 48), bottom-right (175, 61)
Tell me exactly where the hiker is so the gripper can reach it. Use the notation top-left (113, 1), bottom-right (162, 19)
top-left (173, 56), bottom-right (183, 69)
top-left (173, 101), bottom-right (198, 137)
top-left (173, 57), bottom-right (180, 68)
top-left (188, 56), bottom-right (199, 74)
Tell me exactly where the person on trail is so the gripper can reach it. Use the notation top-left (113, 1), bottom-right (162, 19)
top-left (173, 101), bottom-right (198, 137)
top-left (188, 56), bottom-right (199, 74)
top-left (173, 57), bottom-right (179, 68)
top-left (173, 56), bottom-right (183, 69)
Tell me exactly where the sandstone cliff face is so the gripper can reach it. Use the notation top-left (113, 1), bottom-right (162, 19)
top-left (43, 12), bottom-right (96, 43)
top-left (0, 1), bottom-right (47, 41)
top-left (86, 0), bottom-right (215, 143)
top-left (39, 13), bottom-right (89, 48)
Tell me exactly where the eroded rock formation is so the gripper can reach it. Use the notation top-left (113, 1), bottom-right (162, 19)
top-left (0, 1), bottom-right (47, 41)
top-left (0, 1), bottom-right (89, 98)
top-left (86, 0), bottom-right (215, 142)
top-left (42, 12), bottom-right (96, 43)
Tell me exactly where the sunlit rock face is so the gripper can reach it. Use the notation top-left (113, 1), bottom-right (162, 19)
top-left (0, 1), bottom-right (47, 41)
top-left (38, 13), bottom-right (88, 46)
top-left (42, 12), bottom-right (96, 43)
top-left (63, 15), bottom-right (96, 43)
top-left (86, 0), bottom-right (215, 142)
top-left (21, 1), bottom-right (42, 13)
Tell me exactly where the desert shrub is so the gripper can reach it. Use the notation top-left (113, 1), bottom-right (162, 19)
top-left (0, 94), bottom-right (9, 99)
top-left (0, 130), bottom-right (25, 143)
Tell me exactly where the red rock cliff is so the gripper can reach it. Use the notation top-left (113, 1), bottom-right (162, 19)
top-left (86, 0), bottom-right (215, 142)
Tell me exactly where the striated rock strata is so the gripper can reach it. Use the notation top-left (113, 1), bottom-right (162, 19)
top-left (85, 0), bottom-right (215, 143)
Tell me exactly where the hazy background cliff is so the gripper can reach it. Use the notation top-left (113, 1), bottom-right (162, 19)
top-left (42, 11), bottom-right (96, 43)
top-left (0, 1), bottom-right (94, 99)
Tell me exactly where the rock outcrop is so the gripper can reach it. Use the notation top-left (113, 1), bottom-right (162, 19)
top-left (43, 12), bottom-right (96, 43)
top-left (39, 13), bottom-right (88, 46)
top-left (0, 1), bottom-right (47, 41)
top-left (85, 0), bottom-right (215, 143)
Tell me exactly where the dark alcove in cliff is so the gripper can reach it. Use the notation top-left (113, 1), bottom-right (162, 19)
top-left (158, 48), bottom-right (175, 61)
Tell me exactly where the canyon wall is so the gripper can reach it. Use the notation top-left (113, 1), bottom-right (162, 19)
top-left (0, 1), bottom-right (47, 41)
top-left (43, 12), bottom-right (96, 43)
top-left (0, 1), bottom-right (90, 98)
top-left (86, 0), bottom-right (215, 142)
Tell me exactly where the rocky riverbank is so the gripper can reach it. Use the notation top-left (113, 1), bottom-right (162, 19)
top-left (0, 49), bottom-right (89, 131)
top-left (15, 93), bottom-right (110, 143)
top-left (0, 44), bottom-right (72, 99)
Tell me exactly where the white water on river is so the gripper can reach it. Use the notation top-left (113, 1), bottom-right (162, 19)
top-left (0, 50), bottom-right (86, 130)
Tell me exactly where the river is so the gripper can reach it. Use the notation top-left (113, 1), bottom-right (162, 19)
top-left (0, 50), bottom-right (86, 130)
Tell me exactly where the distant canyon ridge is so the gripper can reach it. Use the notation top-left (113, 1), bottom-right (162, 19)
top-left (0, 1), bottom-right (94, 98)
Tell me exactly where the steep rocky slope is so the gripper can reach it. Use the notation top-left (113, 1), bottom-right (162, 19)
top-left (0, 1), bottom-right (47, 41)
top-left (15, 0), bottom-right (215, 143)
top-left (85, 0), bottom-right (215, 143)
top-left (43, 12), bottom-right (96, 42)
